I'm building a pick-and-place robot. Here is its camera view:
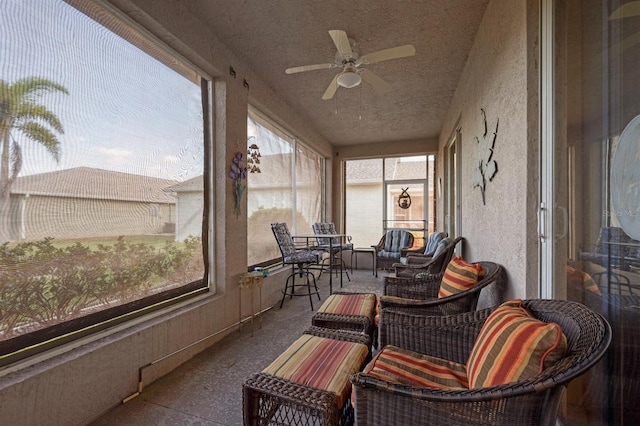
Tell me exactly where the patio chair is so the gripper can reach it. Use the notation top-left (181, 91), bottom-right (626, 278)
top-left (393, 236), bottom-right (463, 278)
top-left (351, 298), bottom-right (612, 426)
top-left (312, 222), bottom-right (352, 282)
top-left (400, 230), bottom-right (448, 258)
top-left (372, 229), bottom-right (414, 272)
top-left (381, 260), bottom-right (506, 318)
top-left (271, 222), bottom-right (322, 310)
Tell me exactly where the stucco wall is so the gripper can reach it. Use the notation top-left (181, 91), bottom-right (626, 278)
top-left (437, 0), bottom-right (532, 300)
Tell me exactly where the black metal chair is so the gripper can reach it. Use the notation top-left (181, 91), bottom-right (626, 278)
top-left (271, 222), bottom-right (322, 310)
top-left (312, 222), bottom-right (352, 282)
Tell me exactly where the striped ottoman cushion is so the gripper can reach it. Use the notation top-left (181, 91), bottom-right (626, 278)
top-left (318, 293), bottom-right (376, 319)
top-left (363, 345), bottom-right (468, 389)
top-left (262, 334), bottom-right (369, 408)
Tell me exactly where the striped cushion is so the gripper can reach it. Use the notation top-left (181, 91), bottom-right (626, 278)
top-left (262, 334), bottom-right (369, 408)
top-left (466, 299), bottom-right (568, 388)
top-left (318, 293), bottom-right (376, 319)
top-left (438, 256), bottom-right (484, 298)
top-left (424, 232), bottom-right (446, 255)
top-left (363, 345), bottom-right (468, 389)
top-left (382, 230), bottom-right (411, 255)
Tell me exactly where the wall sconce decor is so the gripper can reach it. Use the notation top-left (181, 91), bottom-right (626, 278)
top-left (247, 139), bottom-right (261, 173)
top-left (228, 138), bottom-right (261, 217)
top-left (472, 108), bottom-right (499, 205)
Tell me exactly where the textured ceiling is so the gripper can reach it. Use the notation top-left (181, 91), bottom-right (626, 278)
top-left (182, 0), bottom-right (490, 146)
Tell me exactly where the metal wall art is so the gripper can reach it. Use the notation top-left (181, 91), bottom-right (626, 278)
top-left (472, 108), bottom-right (499, 205)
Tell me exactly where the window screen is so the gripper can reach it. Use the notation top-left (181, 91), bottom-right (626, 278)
top-left (247, 108), bottom-right (323, 267)
top-left (0, 0), bottom-right (209, 364)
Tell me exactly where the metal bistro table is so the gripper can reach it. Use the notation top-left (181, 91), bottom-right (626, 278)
top-left (293, 233), bottom-right (346, 295)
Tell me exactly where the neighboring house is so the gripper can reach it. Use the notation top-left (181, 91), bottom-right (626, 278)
top-left (165, 176), bottom-right (204, 242)
top-left (9, 167), bottom-right (176, 241)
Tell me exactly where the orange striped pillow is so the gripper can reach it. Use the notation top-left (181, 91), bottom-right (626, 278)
top-left (438, 256), bottom-right (484, 298)
top-left (466, 300), bottom-right (568, 388)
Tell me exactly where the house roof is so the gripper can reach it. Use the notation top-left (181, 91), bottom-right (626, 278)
top-left (11, 167), bottom-right (177, 203)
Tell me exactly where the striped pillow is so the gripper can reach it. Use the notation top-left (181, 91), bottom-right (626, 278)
top-left (438, 256), bottom-right (484, 298)
top-left (363, 345), bottom-right (468, 389)
top-left (466, 299), bottom-right (568, 388)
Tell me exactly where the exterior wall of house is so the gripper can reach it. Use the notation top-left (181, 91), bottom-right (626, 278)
top-left (10, 194), bottom-right (174, 241)
top-left (175, 191), bottom-right (203, 242)
top-left (437, 0), bottom-right (535, 300)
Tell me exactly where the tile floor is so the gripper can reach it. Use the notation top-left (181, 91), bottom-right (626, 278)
top-left (90, 268), bottom-right (386, 425)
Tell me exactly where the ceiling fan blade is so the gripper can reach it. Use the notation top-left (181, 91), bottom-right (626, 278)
top-left (363, 44), bottom-right (416, 64)
top-left (322, 75), bottom-right (339, 100)
top-left (285, 63), bottom-right (333, 74)
top-left (361, 70), bottom-right (392, 93)
top-left (329, 30), bottom-right (353, 57)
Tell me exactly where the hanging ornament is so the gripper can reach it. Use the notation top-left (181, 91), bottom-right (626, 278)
top-left (398, 187), bottom-right (411, 209)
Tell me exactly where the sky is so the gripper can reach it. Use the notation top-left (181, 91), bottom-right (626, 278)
top-left (0, 0), bottom-right (204, 182)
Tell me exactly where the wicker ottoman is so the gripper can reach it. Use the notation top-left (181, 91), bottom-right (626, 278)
top-left (243, 327), bottom-right (371, 426)
top-left (311, 292), bottom-right (377, 339)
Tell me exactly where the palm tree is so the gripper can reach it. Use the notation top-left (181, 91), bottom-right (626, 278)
top-left (0, 77), bottom-right (68, 242)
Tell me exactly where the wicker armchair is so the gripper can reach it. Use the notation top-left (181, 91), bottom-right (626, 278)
top-left (393, 236), bottom-right (463, 278)
top-left (381, 261), bottom-right (505, 319)
top-left (371, 229), bottom-right (415, 272)
top-left (400, 231), bottom-right (448, 257)
top-left (351, 299), bottom-right (612, 426)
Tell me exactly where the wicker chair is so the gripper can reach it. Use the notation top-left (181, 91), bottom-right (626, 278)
top-left (372, 229), bottom-right (415, 272)
top-left (400, 231), bottom-right (448, 258)
top-left (381, 261), bottom-right (505, 319)
top-left (393, 236), bottom-right (463, 278)
top-left (351, 299), bottom-right (612, 426)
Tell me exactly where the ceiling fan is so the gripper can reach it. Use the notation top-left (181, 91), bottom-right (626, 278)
top-left (285, 30), bottom-right (416, 100)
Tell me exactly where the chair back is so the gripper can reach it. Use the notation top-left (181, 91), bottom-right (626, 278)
top-left (380, 229), bottom-right (414, 258)
top-left (271, 222), bottom-right (296, 258)
top-left (384, 260), bottom-right (505, 315)
top-left (424, 231), bottom-right (447, 255)
top-left (312, 222), bottom-right (339, 246)
top-left (397, 236), bottom-right (462, 278)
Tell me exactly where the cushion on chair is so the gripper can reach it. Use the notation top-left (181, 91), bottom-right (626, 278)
top-left (438, 256), bottom-right (484, 298)
top-left (363, 345), bottom-right (468, 389)
top-left (466, 299), bottom-right (568, 389)
top-left (424, 232), bottom-right (446, 255)
top-left (380, 230), bottom-right (411, 258)
top-left (262, 334), bottom-right (369, 408)
top-left (432, 237), bottom-right (451, 257)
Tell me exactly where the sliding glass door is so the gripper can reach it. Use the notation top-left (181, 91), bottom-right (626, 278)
top-left (543, 0), bottom-right (640, 423)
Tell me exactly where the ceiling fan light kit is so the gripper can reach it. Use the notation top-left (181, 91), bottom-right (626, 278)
top-left (336, 68), bottom-right (361, 88)
top-left (284, 30), bottom-right (415, 99)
